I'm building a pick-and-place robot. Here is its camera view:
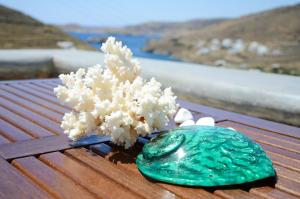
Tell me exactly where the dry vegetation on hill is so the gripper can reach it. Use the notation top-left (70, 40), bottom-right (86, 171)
top-left (0, 5), bottom-right (92, 50)
top-left (145, 4), bottom-right (300, 75)
top-left (59, 19), bottom-right (227, 35)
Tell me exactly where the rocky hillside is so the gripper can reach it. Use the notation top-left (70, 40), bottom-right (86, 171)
top-left (112, 19), bottom-right (227, 35)
top-left (0, 5), bottom-right (92, 49)
top-left (145, 4), bottom-right (300, 75)
top-left (59, 18), bottom-right (226, 35)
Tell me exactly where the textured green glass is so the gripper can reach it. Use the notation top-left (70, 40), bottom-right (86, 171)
top-left (136, 126), bottom-right (276, 186)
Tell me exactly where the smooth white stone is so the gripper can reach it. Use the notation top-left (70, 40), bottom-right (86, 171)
top-left (174, 108), bottom-right (194, 123)
top-left (196, 117), bottom-right (215, 126)
top-left (179, 120), bottom-right (196, 127)
top-left (227, 127), bottom-right (236, 131)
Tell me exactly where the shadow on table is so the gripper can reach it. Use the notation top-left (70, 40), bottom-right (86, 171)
top-left (143, 175), bottom-right (277, 191)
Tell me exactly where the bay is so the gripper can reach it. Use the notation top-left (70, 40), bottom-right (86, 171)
top-left (69, 32), bottom-right (178, 61)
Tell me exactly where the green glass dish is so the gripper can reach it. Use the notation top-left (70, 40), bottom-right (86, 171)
top-left (136, 126), bottom-right (276, 186)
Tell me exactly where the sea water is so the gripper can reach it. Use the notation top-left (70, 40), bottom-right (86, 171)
top-left (69, 32), bottom-right (178, 61)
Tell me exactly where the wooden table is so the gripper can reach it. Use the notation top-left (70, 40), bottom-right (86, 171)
top-left (0, 78), bottom-right (299, 199)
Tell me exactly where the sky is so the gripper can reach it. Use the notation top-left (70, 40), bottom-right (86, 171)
top-left (1, 0), bottom-right (299, 27)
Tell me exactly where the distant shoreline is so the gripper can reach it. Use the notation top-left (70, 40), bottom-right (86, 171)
top-left (67, 32), bottom-right (180, 61)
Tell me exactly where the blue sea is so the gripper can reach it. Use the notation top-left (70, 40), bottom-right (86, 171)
top-left (69, 32), bottom-right (178, 61)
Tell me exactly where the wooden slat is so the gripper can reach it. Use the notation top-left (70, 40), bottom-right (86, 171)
top-left (0, 135), bottom-right (68, 160)
top-left (0, 135), bottom-right (10, 145)
top-left (178, 100), bottom-right (300, 139)
top-left (0, 88), bottom-right (62, 123)
top-left (91, 143), bottom-right (247, 199)
top-left (0, 158), bottom-right (52, 199)
top-left (0, 134), bottom-right (110, 160)
top-left (216, 121), bottom-right (300, 160)
top-left (24, 83), bottom-right (55, 96)
top-left (10, 80), bottom-right (300, 140)
top-left (191, 111), bottom-right (227, 123)
top-left (0, 84), bottom-right (69, 114)
top-left (0, 119), bottom-right (33, 142)
top-left (0, 97), bottom-right (62, 135)
top-left (123, 137), bottom-right (300, 199)
top-left (19, 82), bottom-right (229, 124)
top-left (0, 78), bottom-right (299, 199)
top-left (218, 121), bottom-right (300, 144)
top-left (275, 177), bottom-right (300, 197)
top-left (65, 148), bottom-right (180, 199)
top-left (32, 82), bottom-right (55, 91)
top-left (140, 128), bottom-right (300, 198)
top-left (12, 156), bottom-right (96, 199)
top-left (217, 121), bottom-right (300, 154)
top-left (260, 143), bottom-right (300, 161)
top-left (39, 152), bottom-right (142, 199)
top-left (267, 151), bottom-right (300, 173)
top-left (250, 186), bottom-right (299, 199)
top-left (37, 82), bottom-right (227, 123)
top-left (49, 79), bottom-right (59, 82)
top-left (156, 133), bottom-right (300, 198)
top-left (10, 83), bottom-right (64, 106)
top-left (0, 106), bottom-right (54, 138)
top-left (214, 189), bottom-right (262, 199)
top-left (41, 81), bottom-right (59, 88)
top-left (0, 78), bottom-right (58, 84)
top-left (275, 165), bottom-right (300, 183)
top-left (162, 184), bottom-right (221, 199)
top-left (250, 156), bottom-right (300, 197)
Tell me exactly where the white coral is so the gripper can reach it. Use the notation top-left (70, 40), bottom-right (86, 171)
top-left (101, 37), bottom-right (141, 82)
top-left (54, 37), bottom-right (178, 148)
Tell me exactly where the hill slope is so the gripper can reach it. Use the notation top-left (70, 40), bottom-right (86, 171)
top-left (175, 4), bottom-right (300, 42)
top-left (59, 18), bottom-right (226, 35)
top-left (145, 4), bottom-right (300, 75)
top-left (113, 19), bottom-right (227, 35)
top-left (0, 5), bottom-right (92, 49)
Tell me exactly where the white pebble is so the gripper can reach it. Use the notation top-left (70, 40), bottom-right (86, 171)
top-left (196, 117), bottom-right (215, 126)
top-left (227, 127), bottom-right (236, 131)
top-left (174, 108), bottom-right (194, 123)
top-left (179, 120), bottom-right (196, 127)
